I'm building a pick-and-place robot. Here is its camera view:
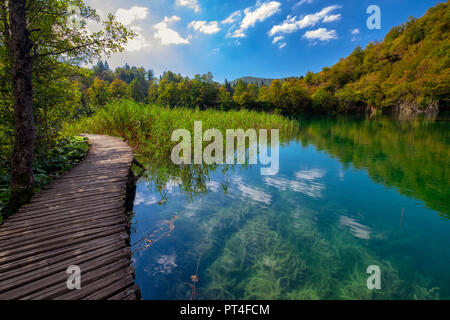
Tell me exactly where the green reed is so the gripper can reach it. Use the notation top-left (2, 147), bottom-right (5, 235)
top-left (63, 98), bottom-right (299, 161)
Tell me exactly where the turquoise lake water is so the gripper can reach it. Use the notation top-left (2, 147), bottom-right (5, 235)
top-left (130, 114), bottom-right (450, 300)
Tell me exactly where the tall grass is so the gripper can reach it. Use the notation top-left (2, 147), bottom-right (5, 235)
top-left (63, 99), bottom-right (299, 161)
top-left (63, 99), bottom-right (300, 202)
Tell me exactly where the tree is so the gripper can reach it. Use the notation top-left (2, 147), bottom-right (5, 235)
top-left (148, 82), bottom-right (159, 104)
top-left (87, 77), bottom-right (109, 107)
top-left (312, 88), bottom-right (337, 112)
top-left (147, 69), bottom-right (155, 83)
top-left (1, 0), bottom-right (133, 209)
top-left (237, 91), bottom-right (254, 109)
top-left (127, 78), bottom-right (146, 102)
top-left (158, 81), bottom-right (179, 107)
top-left (258, 85), bottom-right (270, 102)
top-left (233, 79), bottom-right (247, 103)
top-left (109, 78), bottom-right (128, 100)
top-left (247, 84), bottom-right (259, 100)
top-left (33, 60), bottom-right (84, 154)
top-left (6, 0), bottom-right (35, 208)
top-left (218, 85), bottom-right (232, 105)
top-left (268, 79), bottom-right (284, 108)
top-left (283, 80), bottom-right (311, 114)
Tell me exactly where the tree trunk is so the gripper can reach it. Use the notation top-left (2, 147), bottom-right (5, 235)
top-left (9, 0), bottom-right (35, 211)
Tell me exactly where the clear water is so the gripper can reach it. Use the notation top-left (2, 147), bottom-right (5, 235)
top-left (130, 114), bottom-right (450, 300)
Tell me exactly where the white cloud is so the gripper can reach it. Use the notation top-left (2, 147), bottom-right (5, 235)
top-left (295, 168), bottom-right (326, 180)
top-left (303, 28), bottom-right (337, 41)
top-left (351, 28), bottom-right (360, 41)
top-left (322, 14), bottom-right (341, 22)
top-left (154, 16), bottom-right (190, 45)
top-left (125, 26), bottom-right (151, 52)
top-left (176, 0), bottom-right (201, 13)
top-left (241, 1), bottom-right (281, 31)
top-left (272, 35), bottom-right (284, 44)
top-left (188, 20), bottom-right (221, 34)
top-left (231, 176), bottom-right (272, 205)
top-left (293, 0), bottom-right (314, 9)
top-left (269, 5), bottom-right (341, 36)
top-left (339, 216), bottom-right (371, 240)
top-left (114, 7), bottom-right (150, 52)
top-left (134, 192), bottom-right (159, 206)
top-left (115, 6), bottom-right (149, 25)
top-left (222, 10), bottom-right (241, 24)
top-left (164, 15), bottom-right (181, 23)
top-left (205, 180), bottom-right (220, 192)
top-left (228, 1), bottom-right (281, 38)
top-left (272, 36), bottom-right (287, 49)
top-left (264, 175), bottom-right (325, 198)
top-left (227, 29), bottom-right (246, 39)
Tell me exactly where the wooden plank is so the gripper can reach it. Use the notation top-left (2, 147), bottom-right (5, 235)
top-left (0, 203), bottom-right (124, 231)
top-left (31, 186), bottom-right (124, 201)
top-left (0, 238), bottom-right (126, 281)
top-left (24, 258), bottom-right (131, 300)
top-left (8, 198), bottom-right (123, 220)
top-left (58, 266), bottom-right (135, 300)
top-left (21, 191), bottom-right (125, 208)
top-left (0, 224), bottom-right (126, 258)
top-left (0, 234), bottom-right (128, 274)
top-left (0, 247), bottom-right (131, 300)
top-left (40, 178), bottom-right (128, 193)
top-left (0, 209), bottom-right (124, 238)
top-left (0, 216), bottom-right (125, 247)
top-left (14, 197), bottom-right (124, 216)
top-left (0, 245), bottom-right (130, 296)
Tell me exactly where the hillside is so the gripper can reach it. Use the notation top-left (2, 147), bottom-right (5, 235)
top-left (232, 2), bottom-right (449, 114)
top-left (299, 2), bottom-right (450, 113)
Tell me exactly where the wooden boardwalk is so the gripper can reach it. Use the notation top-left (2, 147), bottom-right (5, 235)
top-left (0, 134), bottom-right (140, 300)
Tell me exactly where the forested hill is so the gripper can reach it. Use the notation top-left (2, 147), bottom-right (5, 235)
top-left (300, 1), bottom-right (449, 113)
top-left (232, 2), bottom-right (449, 113)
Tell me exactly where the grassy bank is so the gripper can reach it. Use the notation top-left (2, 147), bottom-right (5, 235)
top-left (63, 99), bottom-right (299, 161)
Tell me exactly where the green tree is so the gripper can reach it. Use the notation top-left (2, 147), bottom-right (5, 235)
top-left (158, 81), bottom-right (179, 107)
top-left (127, 78), bottom-right (146, 102)
top-left (109, 78), bottom-right (128, 100)
top-left (268, 79), bottom-right (284, 108)
top-left (312, 88), bottom-right (337, 112)
top-left (218, 85), bottom-right (232, 104)
top-left (148, 82), bottom-right (159, 104)
top-left (233, 79), bottom-right (247, 103)
top-left (283, 80), bottom-right (312, 114)
top-left (87, 77), bottom-right (110, 107)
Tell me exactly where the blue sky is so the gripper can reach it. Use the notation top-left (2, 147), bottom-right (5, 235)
top-left (86, 0), bottom-right (443, 82)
